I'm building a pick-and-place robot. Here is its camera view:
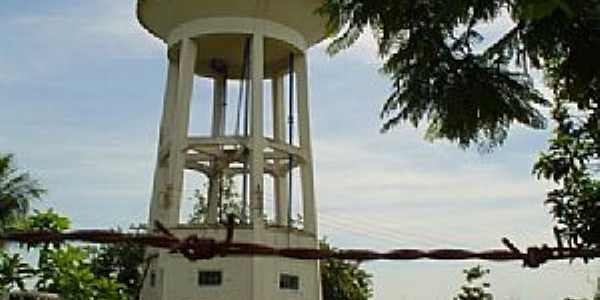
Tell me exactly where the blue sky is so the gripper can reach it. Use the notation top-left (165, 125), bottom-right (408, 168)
top-left (1, 1), bottom-right (598, 299)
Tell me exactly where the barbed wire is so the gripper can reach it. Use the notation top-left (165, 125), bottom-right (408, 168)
top-left (1, 220), bottom-right (597, 269)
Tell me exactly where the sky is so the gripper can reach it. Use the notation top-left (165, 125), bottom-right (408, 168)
top-left (1, 1), bottom-right (598, 299)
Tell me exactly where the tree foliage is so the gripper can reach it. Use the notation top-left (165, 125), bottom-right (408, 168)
top-left (533, 103), bottom-right (600, 249)
top-left (89, 239), bottom-right (145, 299)
top-left (453, 266), bottom-right (493, 300)
top-left (319, 0), bottom-right (600, 251)
top-left (17, 209), bottom-right (70, 233)
top-left (188, 175), bottom-right (242, 224)
top-left (0, 251), bottom-right (35, 293)
top-left (320, 241), bottom-right (373, 300)
top-left (319, 0), bottom-right (599, 149)
top-left (36, 245), bottom-right (126, 300)
top-left (1, 210), bottom-right (127, 299)
top-left (524, 0), bottom-right (600, 250)
top-left (0, 154), bottom-right (45, 232)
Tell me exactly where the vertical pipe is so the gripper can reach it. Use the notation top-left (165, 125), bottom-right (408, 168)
top-left (212, 74), bottom-right (227, 136)
top-left (242, 41), bottom-right (252, 224)
top-left (238, 38), bottom-right (251, 224)
top-left (236, 38), bottom-right (251, 137)
top-left (287, 53), bottom-right (295, 227)
top-left (272, 75), bottom-right (289, 226)
top-left (249, 33), bottom-right (265, 225)
top-left (218, 73), bottom-right (227, 221)
top-left (207, 74), bottom-right (227, 224)
top-left (165, 38), bottom-right (198, 226)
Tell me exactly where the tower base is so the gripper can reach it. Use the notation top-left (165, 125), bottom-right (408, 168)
top-left (140, 225), bottom-right (321, 300)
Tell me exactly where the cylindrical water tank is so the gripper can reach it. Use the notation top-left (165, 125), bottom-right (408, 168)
top-left (137, 0), bottom-right (328, 78)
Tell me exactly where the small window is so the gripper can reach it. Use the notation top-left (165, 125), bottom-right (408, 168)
top-left (198, 271), bottom-right (222, 286)
top-left (279, 274), bottom-right (299, 290)
top-left (150, 271), bottom-right (156, 287)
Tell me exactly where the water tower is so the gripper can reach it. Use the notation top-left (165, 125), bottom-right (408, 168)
top-left (136, 1), bottom-right (327, 299)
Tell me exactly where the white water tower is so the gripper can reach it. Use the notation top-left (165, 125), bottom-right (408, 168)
top-left (136, 1), bottom-right (327, 299)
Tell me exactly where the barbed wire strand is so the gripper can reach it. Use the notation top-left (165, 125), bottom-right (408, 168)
top-left (1, 219), bottom-right (598, 269)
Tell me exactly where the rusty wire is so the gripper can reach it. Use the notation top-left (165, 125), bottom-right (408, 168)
top-left (0, 221), bottom-right (597, 269)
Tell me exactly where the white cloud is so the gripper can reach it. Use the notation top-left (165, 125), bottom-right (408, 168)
top-left (6, 1), bottom-right (163, 63)
top-left (0, 2), bottom-right (166, 91)
top-left (312, 133), bottom-right (556, 249)
top-left (81, 1), bottom-right (164, 58)
top-left (315, 135), bottom-right (549, 200)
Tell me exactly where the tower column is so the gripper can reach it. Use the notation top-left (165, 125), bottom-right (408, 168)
top-left (249, 33), bottom-right (265, 224)
top-left (296, 51), bottom-right (323, 300)
top-left (165, 38), bottom-right (198, 226)
top-left (272, 75), bottom-right (289, 226)
top-left (207, 74), bottom-right (227, 224)
top-left (295, 53), bottom-right (317, 235)
top-left (149, 59), bottom-right (179, 225)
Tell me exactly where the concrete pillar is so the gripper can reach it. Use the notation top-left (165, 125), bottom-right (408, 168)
top-left (249, 33), bottom-right (265, 224)
top-left (272, 75), bottom-right (289, 226)
top-left (165, 38), bottom-right (197, 226)
top-left (249, 32), bottom-right (267, 300)
top-left (295, 53), bottom-right (317, 235)
top-left (149, 59), bottom-right (179, 225)
top-left (207, 74), bottom-right (227, 224)
top-left (296, 52), bottom-right (322, 300)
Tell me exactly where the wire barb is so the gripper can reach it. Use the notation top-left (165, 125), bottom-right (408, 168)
top-left (501, 237), bottom-right (521, 254)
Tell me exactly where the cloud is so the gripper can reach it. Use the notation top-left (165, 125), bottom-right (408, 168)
top-left (8, 2), bottom-right (162, 59)
top-left (316, 131), bottom-right (548, 196)
top-left (312, 132), bottom-right (556, 249)
top-left (0, 1), bottom-right (164, 85)
top-left (0, 119), bottom-right (156, 229)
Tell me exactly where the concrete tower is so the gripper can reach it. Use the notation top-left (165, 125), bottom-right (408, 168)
top-left (137, 1), bottom-right (327, 299)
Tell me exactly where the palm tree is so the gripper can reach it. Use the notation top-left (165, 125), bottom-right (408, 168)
top-left (0, 154), bottom-right (45, 232)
